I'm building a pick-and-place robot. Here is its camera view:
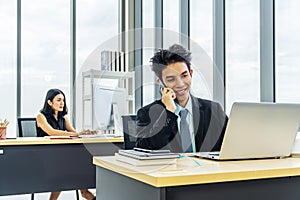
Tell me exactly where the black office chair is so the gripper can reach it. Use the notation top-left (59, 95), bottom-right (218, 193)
top-left (17, 118), bottom-right (37, 200)
top-left (121, 115), bottom-right (138, 150)
top-left (17, 117), bottom-right (80, 200)
top-left (17, 117), bottom-right (37, 137)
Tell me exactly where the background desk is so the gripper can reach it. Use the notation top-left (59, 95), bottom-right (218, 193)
top-left (0, 137), bottom-right (123, 196)
top-left (93, 156), bottom-right (300, 200)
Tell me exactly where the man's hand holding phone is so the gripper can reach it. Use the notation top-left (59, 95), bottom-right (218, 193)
top-left (161, 87), bottom-right (176, 113)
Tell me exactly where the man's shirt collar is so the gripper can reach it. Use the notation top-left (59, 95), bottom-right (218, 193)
top-left (174, 94), bottom-right (192, 116)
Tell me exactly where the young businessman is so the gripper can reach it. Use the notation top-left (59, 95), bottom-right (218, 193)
top-left (135, 44), bottom-right (228, 153)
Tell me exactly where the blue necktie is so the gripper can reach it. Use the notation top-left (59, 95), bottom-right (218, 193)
top-left (180, 109), bottom-right (193, 152)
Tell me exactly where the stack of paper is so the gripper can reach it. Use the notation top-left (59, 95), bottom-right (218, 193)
top-left (115, 148), bottom-right (180, 166)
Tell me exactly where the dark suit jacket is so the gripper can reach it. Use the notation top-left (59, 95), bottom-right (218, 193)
top-left (135, 95), bottom-right (228, 152)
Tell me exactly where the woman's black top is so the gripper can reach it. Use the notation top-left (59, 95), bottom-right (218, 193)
top-left (36, 113), bottom-right (66, 137)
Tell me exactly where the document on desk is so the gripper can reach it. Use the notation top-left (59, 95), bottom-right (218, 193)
top-left (78, 134), bottom-right (120, 138)
top-left (44, 136), bottom-right (74, 139)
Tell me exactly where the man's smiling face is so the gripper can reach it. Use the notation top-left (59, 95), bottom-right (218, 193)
top-left (161, 61), bottom-right (193, 107)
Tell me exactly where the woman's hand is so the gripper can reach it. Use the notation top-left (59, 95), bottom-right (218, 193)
top-left (79, 129), bottom-right (99, 135)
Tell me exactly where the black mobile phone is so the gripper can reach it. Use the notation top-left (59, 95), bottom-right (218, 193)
top-left (159, 81), bottom-right (166, 95)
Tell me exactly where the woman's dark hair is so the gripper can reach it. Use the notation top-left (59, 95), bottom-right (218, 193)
top-left (150, 44), bottom-right (192, 81)
top-left (40, 88), bottom-right (68, 117)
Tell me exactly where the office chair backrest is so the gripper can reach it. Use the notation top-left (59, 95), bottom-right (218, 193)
top-left (121, 115), bottom-right (137, 149)
top-left (18, 117), bottom-right (37, 137)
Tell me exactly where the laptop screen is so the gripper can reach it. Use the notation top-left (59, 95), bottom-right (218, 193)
top-left (200, 102), bottom-right (300, 160)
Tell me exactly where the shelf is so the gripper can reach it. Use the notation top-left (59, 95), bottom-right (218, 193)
top-left (82, 69), bottom-right (134, 79)
top-left (82, 68), bottom-right (135, 130)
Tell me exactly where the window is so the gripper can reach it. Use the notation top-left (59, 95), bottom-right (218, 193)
top-left (76, 0), bottom-right (119, 129)
top-left (275, 0), bottom-right (300, 103)
top-left (225, 0), bottom-right (260, 112)
top-left (142, 0), bottom-right (155, 105)
top-left (190, 0), bottom-right (213, 58)
top-left (163, 0), bottom-right (180, 47)
top-left (0, 1), bottom-right (17, 137)
top-left (21, 0), bottom-right (70, 117)
top-left (190, 0), bottom-right (213, 100)
top-left (76, 0), bottom-right (119, 73)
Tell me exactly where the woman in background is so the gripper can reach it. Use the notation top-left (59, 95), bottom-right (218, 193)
top-left (36, 88), bottom-right (95, 200)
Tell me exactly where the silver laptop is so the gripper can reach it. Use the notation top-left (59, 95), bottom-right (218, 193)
top-left (195, 102), bottom-right (300, 160)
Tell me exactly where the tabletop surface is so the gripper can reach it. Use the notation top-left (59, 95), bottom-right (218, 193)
top-left (0, 136), bottom-right (123, 145)
top-left (93, 155), bottom-right (300, 187)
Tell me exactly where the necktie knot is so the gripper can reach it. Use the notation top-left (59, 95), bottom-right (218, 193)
top-left (180, 109), bottom-right (188, 119)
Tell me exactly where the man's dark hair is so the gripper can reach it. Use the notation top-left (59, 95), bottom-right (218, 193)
top-left (150, 44), bottom-right (192, 80)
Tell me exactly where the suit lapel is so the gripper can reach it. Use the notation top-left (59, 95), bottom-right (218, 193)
top-left (191, 96), bottom-right (204, 151)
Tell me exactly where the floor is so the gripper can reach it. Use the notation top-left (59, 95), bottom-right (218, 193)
top-left (0, 189), bottom-right (96, 200)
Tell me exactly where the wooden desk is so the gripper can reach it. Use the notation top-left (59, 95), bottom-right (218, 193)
top-left (93, 156), bottom-right (300, 200)
top-left (0, 137), bottom-right (123, 196)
